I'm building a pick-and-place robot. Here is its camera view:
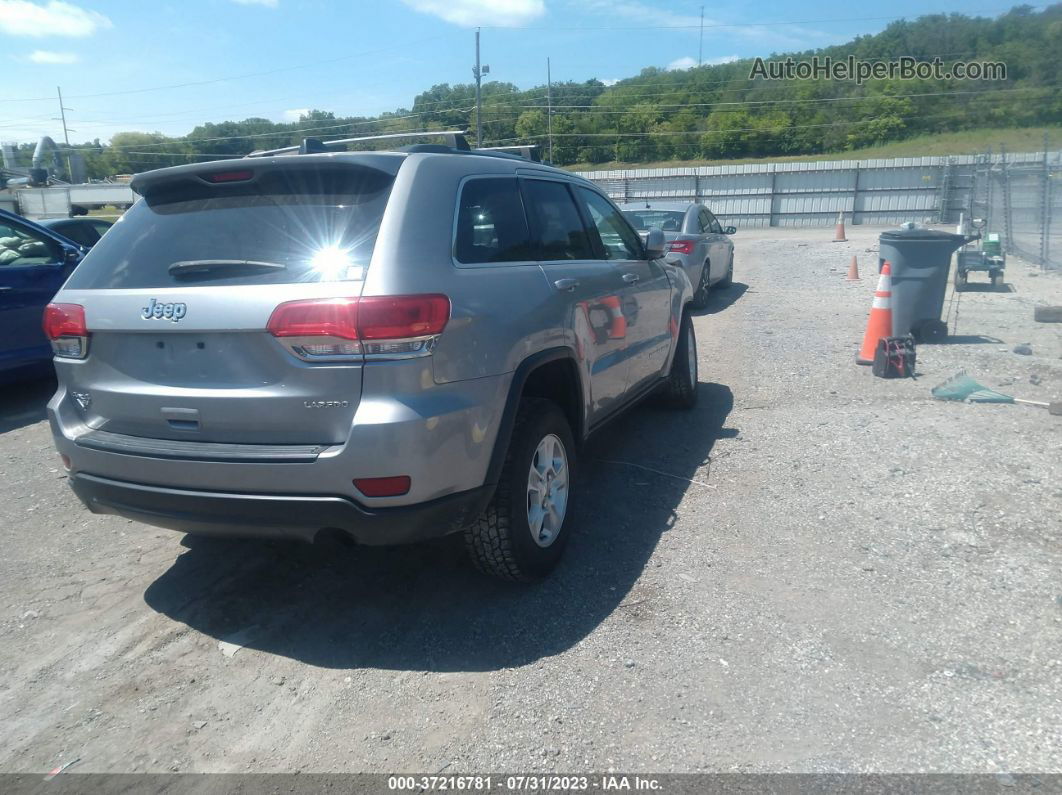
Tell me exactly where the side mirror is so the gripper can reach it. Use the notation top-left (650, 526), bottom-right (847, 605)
top-left (724, 226), bottom-right (737, 235)
top-left (63, 245), bottom-right (83, 264)
top-left (645, 228), bottom-right (666, 259)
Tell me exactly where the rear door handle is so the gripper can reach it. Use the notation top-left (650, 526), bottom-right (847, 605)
top-left (553, 278), bottom-right (580, 292)
top-left (621, 273), bottom-right (640, 284)
top-left (0, 286), bottom-right (12, 292)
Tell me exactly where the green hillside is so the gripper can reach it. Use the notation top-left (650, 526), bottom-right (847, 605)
top-left (567, 125), bottom-right (1062, 170)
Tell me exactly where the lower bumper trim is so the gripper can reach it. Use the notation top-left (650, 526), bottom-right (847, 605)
top-left (69, 472), bottom-right (493, 546)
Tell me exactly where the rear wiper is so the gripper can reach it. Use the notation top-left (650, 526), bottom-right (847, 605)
top-left (168, 259), bottom-right (287, 275)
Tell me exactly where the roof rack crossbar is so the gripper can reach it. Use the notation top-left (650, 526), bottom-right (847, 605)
top-left (247, 130), bottom-right (470, 158)
top-left (475, 144), bottom-right (541, 162)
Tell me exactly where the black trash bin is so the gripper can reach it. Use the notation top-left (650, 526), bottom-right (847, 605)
top-left (878, 226), bottom-right (971, 342)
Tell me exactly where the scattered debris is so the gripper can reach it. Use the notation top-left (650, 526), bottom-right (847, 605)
top-left (1033, 305), bottom-right (1062, 323)
top-left (595, 459), bottom-right (715, 488)
top-left (218, 626), bottom-right (258, 658)
top-left (43, 758), bottom-right (80, 781)
top-left (192, 720), bottom-right (207, 730)
top-left (1013, 343), bottom-right (1033, 356)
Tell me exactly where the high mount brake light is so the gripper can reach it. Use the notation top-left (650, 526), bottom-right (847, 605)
top-left (267, 295), bottom-right (451, 361)
top-left (667, 240), bottom-right (695, 255)
top-left (206, 170), bottom-right (254, 183)
top-left (43, 303), bottom-right (89, 359)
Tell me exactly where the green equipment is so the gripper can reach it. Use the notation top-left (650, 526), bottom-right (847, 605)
top-left (954, 218), bottom-right (1005, 289)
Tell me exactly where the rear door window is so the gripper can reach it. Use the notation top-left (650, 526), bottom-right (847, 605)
top-left (453, 177), bottom-right (534, 264)
top-left (65, 166), bottom-right (394, 289)
top-left (521, 179), bottom-right (593, 261)
top-left (576, 187), bottom-right (644, 260)
top-left (704, 209), bottom-right (723, 234)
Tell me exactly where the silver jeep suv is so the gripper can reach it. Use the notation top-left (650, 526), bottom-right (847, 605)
top-left (45, 136), bottom-right (698, 581)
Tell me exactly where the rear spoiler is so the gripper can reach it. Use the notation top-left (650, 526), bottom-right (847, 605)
top-left (130, 153), bottom-right (403, 199)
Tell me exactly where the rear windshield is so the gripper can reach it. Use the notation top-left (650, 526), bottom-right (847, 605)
top-left (622, 210), bottom-right (685, 232)
top-left (65, 166), bottom-right (394, 289)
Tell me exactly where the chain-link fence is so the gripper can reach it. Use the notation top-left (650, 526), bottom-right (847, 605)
top-left (583, 146), bottom-right (1061, 270)
top-left (964, 148), bottom-right (1059, 270)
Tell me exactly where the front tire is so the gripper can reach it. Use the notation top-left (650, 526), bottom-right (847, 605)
top-left (464, 399), bottom-right (576, 582)
top-left (661, 312), bottom-right (698, 409)
top-left (718, 252), bottom-right (734, 289)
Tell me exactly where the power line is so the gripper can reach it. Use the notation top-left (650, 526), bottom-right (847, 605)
top-left (3, 34), bottom-right (453, 103)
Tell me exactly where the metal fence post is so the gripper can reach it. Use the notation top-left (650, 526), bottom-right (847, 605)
top-left (937, 157), bottom-right (952, 224)
top-left (768, 165), bottom-right (777, 228)
top-left (984, 149), bottom-right (993, 232)
top-left (1040, 133), bottom-right (1051, 270)
top-left (1000, 144), bottom-right (1013, 255)
top-left (852, 163), bottom-right (860, 226)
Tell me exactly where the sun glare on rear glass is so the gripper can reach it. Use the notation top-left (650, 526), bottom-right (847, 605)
top-left (309, 244), bottom-right (356, 281)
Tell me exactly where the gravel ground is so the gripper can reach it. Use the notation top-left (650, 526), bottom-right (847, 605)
top-left (0, 226), bottom-right (1059, 775)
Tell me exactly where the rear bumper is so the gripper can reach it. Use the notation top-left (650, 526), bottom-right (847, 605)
top-left (69, 472), bottom-right (493, 545)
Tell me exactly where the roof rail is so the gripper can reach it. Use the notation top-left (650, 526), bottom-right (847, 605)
top-left (477, 145), bottom-right (541, 163)
top-left (247, 130), bottom-right (471, 158)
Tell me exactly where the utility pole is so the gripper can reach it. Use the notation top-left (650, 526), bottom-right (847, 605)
top-left (546, 57), bottom-right (553, 164)
top-left (698, 6), bottom-right (704, 67)
top-left (473, 29), bottom-right (490, 148)
top-left (56, 86), bottom-right (73, 180)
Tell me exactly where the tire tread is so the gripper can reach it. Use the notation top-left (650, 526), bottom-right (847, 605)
top-left (464, 398), bottom-right (555, 582)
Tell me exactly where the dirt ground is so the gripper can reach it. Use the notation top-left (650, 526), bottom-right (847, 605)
top-left (0, 226), bottom-right (1059, 775)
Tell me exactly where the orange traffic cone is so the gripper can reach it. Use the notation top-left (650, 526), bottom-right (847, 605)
top-left (845, 255), bottom-right (860, 281)
top-left (856, 262), bottom-right (893, 365)
top-left (832, 211), bottom-right (847, 242)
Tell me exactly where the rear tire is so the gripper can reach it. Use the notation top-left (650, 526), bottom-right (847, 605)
top-left (661, 312), bottom-right (698, 409)
top-left (464, 399), bottom-right (576, 582)
top-left (991, 271), bottom-right (1004, 288)
top-left (954, 268), bottom-right (967, 290)
top-left (690, 261), bottom-right (711, 309)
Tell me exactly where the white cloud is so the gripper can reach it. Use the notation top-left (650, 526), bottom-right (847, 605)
top-left (666, 56), bottom-right (697, 71)
top-left (283, 108), bottom-right (309, 121)
top-left (580, 0), bottom-right (826, 48)
top-left (706, 54), bottom-right (740, 65)
top-left (400, 0), bottom-right (544, 28)
top-left (0, 1), bottom-right (112, 37)
top-left (601, 78), bottom-right (620, 87)
top-left (231, 0), bottom-right (278, 6)
top-left (27, 49), bottom-right (78, 63)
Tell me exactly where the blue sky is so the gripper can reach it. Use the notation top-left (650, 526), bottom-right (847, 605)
top-left (1, 0), bottom-right (1029, 143)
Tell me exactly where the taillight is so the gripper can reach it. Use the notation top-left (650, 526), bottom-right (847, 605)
top-left (266, 295), bottom-right (450, 362)
top-left (43, 303), bottom-right (89, 359)
top-left (667, 240), bottom-right (695, 255)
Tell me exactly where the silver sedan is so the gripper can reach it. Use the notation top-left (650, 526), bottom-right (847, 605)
top-left (619, 202), bottom-right (735, 309)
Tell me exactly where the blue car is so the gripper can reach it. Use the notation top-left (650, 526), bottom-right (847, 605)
top-left (0, 208), bottom-right (85, 382)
